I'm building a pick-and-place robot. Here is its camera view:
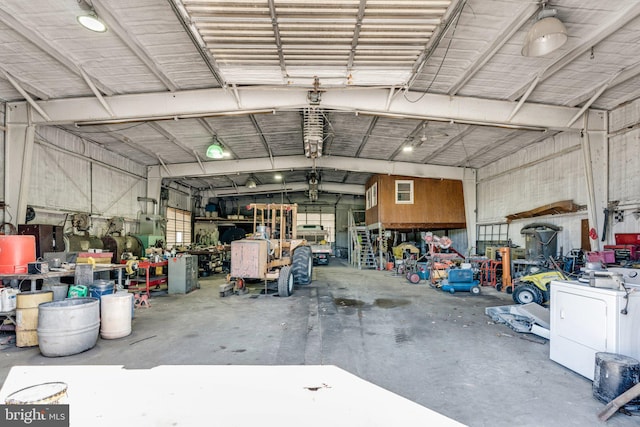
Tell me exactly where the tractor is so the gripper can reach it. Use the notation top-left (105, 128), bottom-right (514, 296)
top-left (220, 203), bottom-right (313, 297)
top-left (512, 268), bottom-right (566, 305)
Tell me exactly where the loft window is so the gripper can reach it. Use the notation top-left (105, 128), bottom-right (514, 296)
top-left (366, 183), bottom-right (378, 209)
top-left (395, 180), bottom-right (413, 204)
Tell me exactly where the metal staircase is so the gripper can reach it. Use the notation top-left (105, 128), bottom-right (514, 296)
top-left (355, 227), bottom-right (377, 269)
top-left (348, 210), bottom-right (377, 269)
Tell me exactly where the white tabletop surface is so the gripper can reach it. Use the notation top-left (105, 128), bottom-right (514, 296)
top-left (0, 365), bottom-right (465, 427)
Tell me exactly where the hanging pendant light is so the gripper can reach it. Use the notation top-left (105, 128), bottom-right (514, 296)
top-left (521, 6), bottom-right (567, 57)
top-left (77, 1), bottom-right (107, 33)
top-left (206, 140), bottom-right (225, 159)
top-left (77, 14), bottom-right (107, 32)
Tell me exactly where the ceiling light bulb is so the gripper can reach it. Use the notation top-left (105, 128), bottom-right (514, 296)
top-left (206, 143), bottom-right (225, 159)
top-left (403, 146), bottom-right (413, 152)
top-left (77, 14), bottom-right (107, 33)
top-left (274, 173), bottom-right (282, 181)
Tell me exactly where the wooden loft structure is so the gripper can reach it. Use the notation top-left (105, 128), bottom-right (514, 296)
top-left (365, 175), bottom-right (466, 230)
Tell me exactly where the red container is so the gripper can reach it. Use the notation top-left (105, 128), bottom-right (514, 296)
top-left (615, 233), bottom-right (640, 245)
top-left (0, 235), bottom-right (37, 274)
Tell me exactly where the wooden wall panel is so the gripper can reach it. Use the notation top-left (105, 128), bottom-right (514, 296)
top-left (365, 175), bottom-right (465, 229)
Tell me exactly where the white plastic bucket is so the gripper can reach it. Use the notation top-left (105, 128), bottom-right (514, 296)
top-left (0, 288), bottom-right (19, 312)
top-left (115, 290), bottom-right (134, 319)
top-left (100, 293), bottom-right (133, 339)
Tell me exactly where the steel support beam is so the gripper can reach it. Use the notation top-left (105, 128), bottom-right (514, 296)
top-left (8, 87), bottom-right (607, 132)
top-left (4, 109), bottom-right (35, 226)
top-left (462, 168), bottom-right (477, 255)
top-left (150, 155), bottom-right (466, 181)
top-left (208, 182), bottom-right (365, 197)
top-left (146, 166), bottom-right (163, 213)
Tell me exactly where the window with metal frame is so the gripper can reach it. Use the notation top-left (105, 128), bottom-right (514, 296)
top-left (476, 223), bottom-right (509, 256)
top-left (166, 207), bottom-right (192, 249)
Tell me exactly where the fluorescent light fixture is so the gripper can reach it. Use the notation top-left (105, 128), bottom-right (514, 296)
top-left (77, 14), bottom-right (107, 33)
top-left (402, 146), bottom-right (413, 152)
top-left (522, 7), bottom-right (567, 57)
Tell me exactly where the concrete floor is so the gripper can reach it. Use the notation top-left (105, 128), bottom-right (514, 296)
top-left (0, 260), bottom-right (637, 427)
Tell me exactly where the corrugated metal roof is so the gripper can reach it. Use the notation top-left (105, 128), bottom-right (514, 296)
top-left (0, 0), bottom-right (638, 197)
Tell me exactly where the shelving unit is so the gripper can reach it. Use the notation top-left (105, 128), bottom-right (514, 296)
top-left (127, 260), bottom-right (168, 296)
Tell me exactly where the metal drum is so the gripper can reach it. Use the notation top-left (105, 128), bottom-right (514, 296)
top-left (37, 298), bottom-right (100, 357)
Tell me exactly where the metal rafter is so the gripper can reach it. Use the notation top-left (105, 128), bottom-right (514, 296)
top-left (475, 130), bottom-right (561, 169)
top-left (267, 0), bottom-right (287, 79)
top-left (453, 130), bottom-right (521, 167)
top-left (0, 6), bottom-right (114, 97)
top-left (0, 70), bottom-right (50, 101)
top-left (249, 114), bottom-right (275, 166)
top-left (347, 0), bottom-right (367, 70)
top-left (196, 118), bottom-right (239, 159)
top-left (421, 125), bottom-right (473, 163)
top-left (91, 0), bottom-right (178, 92)
top-left (150, 155), bottom-right (466, 181)
top-left (354, 116), bottom-right (379, 158)
top-left (448, 2), bottom-right (538, 95)
top-left (567, 60), bottom-right (640, 107)
top-left (167, 0), bottom-right (226, 87)
top-left (147, 122), bottom-right (199, 159)
top-left (389, 120), bottom-right (428, 161)
top-left (9, 87), bottom-right (606, 132)
top-left (106, 127), bottom-right (163, 163)
top-left (406, 0), bottom-right (467, 89)
top-left (1, 69), bottom-right (51, 121)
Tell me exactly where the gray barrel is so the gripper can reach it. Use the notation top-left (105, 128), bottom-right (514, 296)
top-left (42, 283), bottom-right (69, 301)
top-left (37, 298), bottom-right (100, 357)
top-left (100, 293), bottom-right (133, 339)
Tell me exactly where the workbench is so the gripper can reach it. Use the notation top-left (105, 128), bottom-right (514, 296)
top-left (126, 260), bottom-right (168, 296)
top-left (0, 264), bottom-right (126, 292)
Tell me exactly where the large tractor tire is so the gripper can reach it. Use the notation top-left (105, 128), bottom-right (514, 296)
top-left (512, 283), bottom-right (543, 305)
top-left (278, 266), bottom-right (294, 297)
top-left (292, 245), bottom-right (313, 285)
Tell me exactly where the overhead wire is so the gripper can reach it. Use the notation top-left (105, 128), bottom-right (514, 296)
top-left (403, 1), bottom-right (470, 104)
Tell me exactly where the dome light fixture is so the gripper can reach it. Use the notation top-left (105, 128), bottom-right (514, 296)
top-left (206, 141), bottom-right (226, 159)
top-left (77, 13), bottom-right (107, 32)
top-left (522, 4), bottom-right (567, 57)
top-left (245, 177), bottom-right (257, 189)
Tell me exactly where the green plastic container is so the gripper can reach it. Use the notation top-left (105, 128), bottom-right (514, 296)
top-left (67, 285), bottom-right (88, 298)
